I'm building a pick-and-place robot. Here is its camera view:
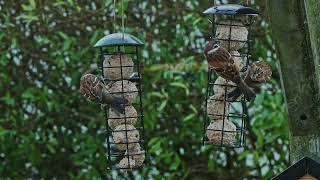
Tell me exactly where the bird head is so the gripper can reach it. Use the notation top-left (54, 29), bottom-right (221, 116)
top-left (204, 41), bottom-right (220, 57)
top-left (249, 61), bottom-right (272, 82)
top-left (80, 72), bottom-right (102, 101)
top-left (84, 68), bottom-right (98, 75)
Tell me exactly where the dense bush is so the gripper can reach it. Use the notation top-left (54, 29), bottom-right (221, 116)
top-left (0, 0), bottom-right (289, 179)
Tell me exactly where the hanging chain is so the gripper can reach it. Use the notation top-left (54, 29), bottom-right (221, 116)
top-left (113, 0), bottom-right (116, 32)
top-left (121, 0), bottom-right (125, 39)
top-left (112, 0), bottom-right (125, 34)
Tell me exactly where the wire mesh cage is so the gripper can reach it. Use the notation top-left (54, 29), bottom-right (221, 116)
top-left (202, 4), bottom-right (259, 148)
top-left (94, 33), bottom-right (146, 170)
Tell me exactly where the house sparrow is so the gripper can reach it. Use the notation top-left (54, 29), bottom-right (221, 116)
top-left (80, 69), bottom-right (128, 114)
top-left (204, 41), bottom-right (256, 101)
top-left (228, 61), bottom-right (272, 101)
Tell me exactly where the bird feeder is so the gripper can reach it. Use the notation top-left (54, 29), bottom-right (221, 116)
top-left (202, 4), bottom-right (259, 148)
top-left (94, 32), bottom-right (146, 170)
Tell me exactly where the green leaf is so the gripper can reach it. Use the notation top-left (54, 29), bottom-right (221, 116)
top-left (47, 144), bottom-right (56, 154)
top-left (150, 140), bottom-right (162, 154)
top-left (22, 4), bottom-right (33, 11)
top-left (148, 92), bottom-right (164, 98)
top-left (0, 126), bottom-right (8, 137)
top-left (189, 104), bottom-right (198, 114)
top-left (169, 154), bottom-right (181, 171)
top-left (16, 14), bottom-right (39, 25)
top-left (29, 0), bottom-right (36, 9)
top-left (192, 18), bottom-right (202, 26)
top-left (1, 95), bottom-right (15, 105)
top-left (158, 100), bottom-right (167, 111)
top-left (208, 159), bottom-right (215, 170)
top-left (22, 90), bottom-right (35, 100)
top-left (183, 114), bottom-right (195, 123)
top-left (170, 82), bottom-right (189, 95)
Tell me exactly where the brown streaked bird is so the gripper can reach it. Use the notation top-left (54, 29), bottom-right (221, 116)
top-left (204, 41), bottom-right (256, 101)
top-left (228, 61), bottom-right (272, 101)
top-left (80, 69), bottom-right (128, 114)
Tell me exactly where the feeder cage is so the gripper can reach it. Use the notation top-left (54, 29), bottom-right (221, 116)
top-left (202, 4), bottom-right (259, 148)
top-left (94, 33), bottom-right (146, 170)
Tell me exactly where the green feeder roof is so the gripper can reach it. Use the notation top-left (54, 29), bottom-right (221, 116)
top-left (94, 32), bottom-right (144, 47)
top-left (203, 4), bottom-right (259, 16)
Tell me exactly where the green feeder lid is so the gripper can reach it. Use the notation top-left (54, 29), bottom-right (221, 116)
top-left (203, 4), bottom-right (259, 16)
top-left (94, 32), bottom-right (144, 47)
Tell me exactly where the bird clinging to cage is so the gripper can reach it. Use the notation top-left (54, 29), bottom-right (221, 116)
top-left (204, 41), bottom-right (256, 101)
top-left (79, 69), bottom-right (128, 114)
top-left (228, 61), bottom-right (272, 101)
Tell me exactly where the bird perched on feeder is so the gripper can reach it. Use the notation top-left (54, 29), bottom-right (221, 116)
top-left (204, 41), bottom-right (256, 101)
top-left (228, 61), bottom-right (272, 101)
top-left (80, 69), bottom-right (128, 114)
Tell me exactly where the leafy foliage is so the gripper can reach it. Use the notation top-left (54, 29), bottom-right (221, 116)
top-left (0, 0), bottom-right (289, 179)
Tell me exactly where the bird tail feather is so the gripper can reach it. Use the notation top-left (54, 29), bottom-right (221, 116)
top-left (233, 76), bottom-right (256, 101)
top-left (227, 88), bottom-right (242, 101)
top-left (237, 80), bottom-right (256, 101)
top-left (109, 97), bottom-right (128, 114)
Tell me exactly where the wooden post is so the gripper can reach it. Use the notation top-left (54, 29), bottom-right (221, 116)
top-left (265, 0), bottom-right (320, 163)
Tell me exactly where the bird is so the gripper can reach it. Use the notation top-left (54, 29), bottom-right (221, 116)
top-left (227, 61), bottom-right (272, 101)
top-left (204, 41), bottom-right (256, 101)
top-left (79, 69), bottom-right (128, 114)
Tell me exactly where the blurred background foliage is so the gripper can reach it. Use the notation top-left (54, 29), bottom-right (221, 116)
top-left (0, 0), bottom-right (289, 179)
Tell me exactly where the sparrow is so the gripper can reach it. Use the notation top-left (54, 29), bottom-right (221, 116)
top-left (79, 69), bottom-right (128, 114)
top-left (204, 41), bottom-right (256, 101)
top-left (228, 61), bottom-right (272, 101)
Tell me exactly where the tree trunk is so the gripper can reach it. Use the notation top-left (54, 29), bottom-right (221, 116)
top-left (265, 0), bottom-right (320, 163)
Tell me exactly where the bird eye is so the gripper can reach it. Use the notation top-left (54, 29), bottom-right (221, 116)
top-left (213, 44), bottom-right (219, 48)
